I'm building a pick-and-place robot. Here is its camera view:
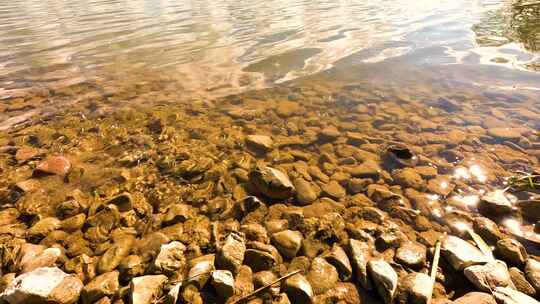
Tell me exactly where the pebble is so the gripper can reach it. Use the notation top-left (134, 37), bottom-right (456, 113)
top-left (81, 271), bottom-right (119, 304)
top-left (129, 275), bottom-right (167, 304)
top-left (98, 237), bottom-right (134, 274)
top-left (348, 239), bottom-right (372, 290)
top-left (284, 274), bottom-right (314, 304)
top-left (216, 232), bottom-right (246, 274)
top-left (525, 259), bottom-right (540, 294)
top-left (496, 238), bottom-right (528, 266)
top-left (245, 134), bottom-right (274, 152)
top-left (294, 178), bottom-right (318, 205)
top-left (368, 260), bottom-right (398, 304)
top-left (211, 270), bottom-right (235, 300)
top-left (479, 190), bottom-right (514, 215)
top-left (393, 168), bottom-right (425, 190)
top-left (307, 257), bottom-right (339, 294)
top-left (347, 160), bottom-right (381, 179)
top-left (398, 272), bottom-right (433, 304)
top-left (1, 267), bottom-right (83, 304)
top-left (35, 156), bottom-right (72, 175)
top-left (453, 292), bottom-right (497, 304)
top-left (249, 166), bottom-right (296, 199)
top-left (324, 245), bottom-right (352, 281)
top-left (487, 128), bottom-right (522, 140)
top-left (253, 271), bottom-right (279, 296)
top-left (271, 230), bottom-right (303, 260)
top-left (508, 267), bottom-right (537, 297)
top-left (322, 180), bottom-right (346, 199)
top-left (395, 242), bottom-right (426, 269)
top-left (464, 260), bottom-right (515, 292)
top-left (186, 254), bottom-right (215, 288)
top-left (492, 286), bottom-right (540, 304)
top-left (441, 235), bottom-right (489, 270)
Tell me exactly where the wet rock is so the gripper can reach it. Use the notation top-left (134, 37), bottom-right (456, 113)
top-left (395, 242), bottom-right (426, 269)
top-left (119, 255), bottom-right (145, 280)
top-left (479, 190), bottom-right (514, 216)
top-left (473, 217), bottom-right (504, 244)
top-left (384, 144), bottom-right (418, 167)
top-left (249, 166), bottom-right (295, 199)
top-left (294, 178), bottom-right (318, 205)
top-left (64, 254), bottom-right (95, 283)
top-left (272, 230), bottom-right (303, 260)
top-left (321, 180), bottom-right (346, 200)
top-left (348, 239), bottom-right (372, 290)
top-left (1, 267), bottom-right (83, 304)
top-left (35, 156), bottom-right (71, 175)
top-left (393, 168), bottom-right (425, 190)
top-left (82, 271), bottom-right (119, 304)
top-left (97, 237), bottom-right (134, 274)
top-left (61, 214), bottom-right (86, 232)
top-left (525, 259), bottom-right (540, 293)
top-left (187, 254), bottom-right (215, 288)
top-left (0, 273), bottom-right (15, 294)
top-left (427, 176), bottom-right (454, 196)
top-left (509, 267), bottom-right (537, 297)
top-left (284, 274), bottom-right (313, 304)
top-left (246, 135), bottom-right (274, 152)
top-left (307, 257), bottom-right (339, 294)
top-left (368, 260), bottom-right (398, 304)
top-left (492, 286), bottom-right (539, 304)
top-left (487, 128), bottom-right (522, 141)
top-left (153, 241), bottom-right (186, 275)
top-left (162, 204), bottom-right (191, 226)
top-left (347, 160), bottom-right (381, 179)
top-left (398, 272), bottom-right (433, 304)
top-left (464, 260), bottom-right (515, 292)
top-left (129, 275), bottom-right (167, 304)
top-left (216, 232), bottom-right (246, 274)
top-left (233, 265), bottom-right (254, 298)
top-left (453, 292), bottom-right (496, 304)
top-left (496, 238), bottom-right (528, 266)
top-left (324, 245), bottom-right (352, 281)
top-left (211, 270), bottom-right (234, 300)
top-left (241, 223), bottom-right (269, 243)
top-left (15, 146), bottom-right (44, 163)
top-left (18, 245), bottom-right (61, 273)
top-left (105, 192), bottom-right (133, 212)
top-left (313, 282), bottom-right (361, 304)
top-left (442, 235), bottom-right (489, 270)
top-left (27, 217), bottom-right (61, 241)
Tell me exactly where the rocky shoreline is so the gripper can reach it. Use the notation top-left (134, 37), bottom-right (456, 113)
top-left (0, 80), bottom-right (539, 304)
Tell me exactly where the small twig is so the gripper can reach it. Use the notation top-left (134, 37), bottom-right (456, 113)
top-left (430, 240), bottom-right (441, 282)
top-left (230, 270), bottom-right (301, 304)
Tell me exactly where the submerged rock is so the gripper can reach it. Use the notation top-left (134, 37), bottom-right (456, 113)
top-left (1, 267), bottom-right (83, 304)
top-left (245, 134), bottom-right (274, 152)
top-left (479, 190), bottom-right (514, 215)
top-left (249, 166), bottom-right (295, 199)
top-left (35, 156), bottom-right (72, 176)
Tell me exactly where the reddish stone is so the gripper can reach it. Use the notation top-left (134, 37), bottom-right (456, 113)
top-left (36, 156), bottom-right (72, 176)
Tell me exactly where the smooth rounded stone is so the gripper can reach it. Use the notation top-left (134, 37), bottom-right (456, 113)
top-left (275, 100), bottom-right (303, 117)
top-left (324, 245), bottom-right (352, 281)
top-left (427, 176), bottom-right (454, 196)
top-left (464, 260), bottom-right (515, 292)
top-left (393, 168), bottom-right (425, 190)
top-left (319, 126), bottom-right (340, 141)
top-left (98, 237), bottom-right (134, 274)
top-left (61, 214), bottom-right (86, 232)
top-left (479, 190), bottom-right (514, 215)
top-left (453, 292), bottom-right (497, 304)
top-left (246, 135), bottom-right (274, 152)
top-left (367, 260), bottom-right (398, 304)
top-left (15, 146), bottom-right (44, 163)
top-left (284, 274), bottom-right (314, 304)
top-left (271, 230), bottom-right (303, 260)
top-left (348, 239), bottom-right (372, 290)
top-left (397, 272), bottom-right (433, 304)
top-left (1, 267), bottom-right (83, 304)
top-left (253, 271), bottom-right (280, 296)
top-left (27, 217), bottom-right (61, 241)
top-left (187, 254), bottom-right (215, 288)
top-left (307, 257), bottom-right (339, 294)
top-left (509, 267), bottom-right (537, 297)
top-left (241, 223), bottom-right (269, 243)
top-left (153, 241), bottom-right (186, 275)
top-left (216, 232), bottom-right (246, 274)
top-left (211, 270), bottom-right (234, 300)
top-left (35, 156), bottom-right (72, 175)
top-left (496, 238), bottom-right (528, 266)
top-left (525, 259), bottom-right (540, 293)
top-left (441, 235), bottom-right (489, 270)
top-left (19, 246), bottom-right (61, 273)
top-left (492, 286), bottom-right (540, 304)
top-left (347, 160), bottom-right (381, 179)
top-left (249, 166), bottom-right (295, 199)
top-left (321, 180), bottom-right (346, 200)
top-left (487, 128), bottom-right (522, 140)
top-left (129, 275), bottom-right (167, 304)
top-left (314, 282), bottom-right (361, 304)
top-left (81, 271), bottom-right (119, 304)
top-left (395, 242), bottom-right (426, 269)
top-left (294, 178), bottom-right (318, 205)
top-left (233, 265), bottom-right (254, 298)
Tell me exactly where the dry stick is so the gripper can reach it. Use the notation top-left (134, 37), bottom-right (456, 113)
top-left (428, 240), bottom-right (442, 304)
top-left (231, 269), bottom-right (301, 304)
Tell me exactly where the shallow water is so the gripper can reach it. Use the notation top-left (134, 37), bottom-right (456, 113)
top-left (0, 0), bottom-right (540, 302)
